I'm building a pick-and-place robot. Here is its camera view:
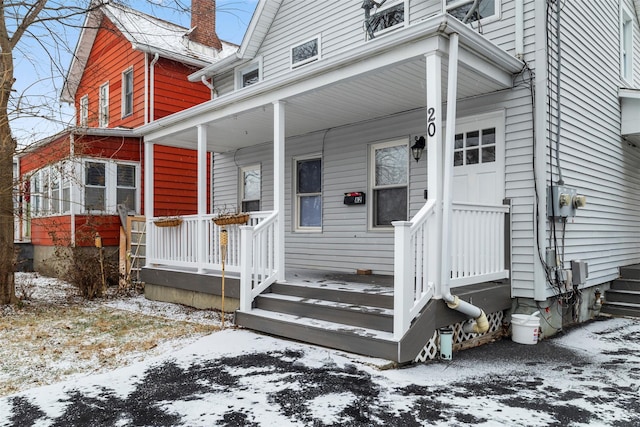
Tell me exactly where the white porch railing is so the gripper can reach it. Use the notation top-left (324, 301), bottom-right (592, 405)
top-left (147, 211), bottom-right (271, 272)
top-left (392, 200), bottom-right (510, 340)
top-left (239, 211), bottom-right (279, 311)
top-left (450, 202), bottom-right (510, 286)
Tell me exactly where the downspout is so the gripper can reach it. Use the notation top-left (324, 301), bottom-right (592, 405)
top-left (144, 53), bottom-right (149, 124)
top-left (149, 53), bottom-right (159, 122)
top-left (440, 32), bottom-right (488, 334)
top-left (201, 75), bottom-right (218, 99)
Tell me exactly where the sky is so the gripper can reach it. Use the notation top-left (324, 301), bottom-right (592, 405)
top-left (11, 0), bottom-right (259, 148)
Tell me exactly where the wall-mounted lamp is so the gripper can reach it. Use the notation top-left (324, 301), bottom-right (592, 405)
top-left (411, 136), bottom-right (426, 162)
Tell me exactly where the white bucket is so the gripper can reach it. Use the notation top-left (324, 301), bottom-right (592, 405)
top-left (511, 313), bottom-right (540, 345)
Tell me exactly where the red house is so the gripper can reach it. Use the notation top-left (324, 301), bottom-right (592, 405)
top-left (17, 1), bottom-right (235, 275)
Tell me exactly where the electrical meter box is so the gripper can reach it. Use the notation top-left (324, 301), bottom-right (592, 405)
top-left (547, 185), bottom-right (577, 218)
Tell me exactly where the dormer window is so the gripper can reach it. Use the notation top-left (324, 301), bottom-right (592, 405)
top-left (291, 36), bottom-right (320, 68)
top-left (364, 0), bottom-right (406, 39)
top-left (446, 0), bottom-right (498, 24)
top-left (235, 58), bottom-right (262, 89)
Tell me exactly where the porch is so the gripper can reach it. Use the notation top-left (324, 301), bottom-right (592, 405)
top-left (143, 200), bottom-right (511, 362)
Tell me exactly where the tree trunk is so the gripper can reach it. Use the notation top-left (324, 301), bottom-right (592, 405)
top-left (0, 123), bottom-right (16, 305)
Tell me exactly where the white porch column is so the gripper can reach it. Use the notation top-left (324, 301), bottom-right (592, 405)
top-left (144, 140), bottom-right (154, 267)
top-left (197, 125), bottom-right (208, 273)
top-left (440, 33), bottom-right (460, 295)
top-left (425, 50), bottom-right (444, 297)
top-left (273, 101), bottom-right (286, 281)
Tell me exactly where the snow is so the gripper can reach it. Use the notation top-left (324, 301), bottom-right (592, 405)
top-left (2, 274), bottom-right (640, 426)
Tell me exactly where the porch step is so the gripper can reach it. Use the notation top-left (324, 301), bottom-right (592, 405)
top-left (234, 309), bottom-right (399, 361)
top-left (601, 266), bottom-right (640, 318)
top-left (255, 292), bottom-right (394, 332)
top-left (269, 282), bottom-right (394, 309)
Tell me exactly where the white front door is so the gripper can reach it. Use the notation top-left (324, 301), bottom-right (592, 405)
top-left (452, 111), bottom-right (505, 204)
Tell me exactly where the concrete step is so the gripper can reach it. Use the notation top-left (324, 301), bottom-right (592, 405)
top-left (269, 282), bottom-right (394, 309)
top-left (600, 301), bottom-right (640, 318)
top-left (610, 278), bottom-right (640, 292)
top-left (604, 289), bottom-right (640, 305)
top-left (235, 309), bottom-right (398, 361)
top-left (255, 292), bottom-right (394, 332)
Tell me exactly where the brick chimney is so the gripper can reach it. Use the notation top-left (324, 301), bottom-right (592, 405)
top-left (190, 0), bottom-right (222, 51)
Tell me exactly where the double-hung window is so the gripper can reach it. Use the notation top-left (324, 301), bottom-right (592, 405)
top-left (240, 165), bottom-right (261, 212)
top-left (122, 68), bottom-right (134, 117)
top-left (371, 140), bottom-right (408, 227)
top-left (85, 162), bottom-right (106, 211)
top-left (295, 157), bottom-right (322, 230)
top-left (621, 6), bottom-right (634, 84)
top-left (79, 95), bottom-right (88, 127)
top-left (445, 0), bottom-right (498, 24)
top-left (84, 160), bottom-right (138, 213)
top-left (99, 82), bottom-right (109, 127)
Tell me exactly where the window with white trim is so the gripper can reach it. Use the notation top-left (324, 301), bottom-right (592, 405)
top-left (240, 165), bottom-right (261, 212)
top-left (621, 6), bottom-right (634, 84)
top-left (122, 68), bottom-right (134, 117)
top-left (291, 35), bottom-right (320, 68)
top-left (453, 127), bottom-right (496, 167)
top-left (98, 82), bottom-right (109, 127)
top-left (235, 59), bottom-right (262, 89)
top-left (370, 140), bottom-right (408, 228)
top-left (84, 160), bottom-right (139, 214)
top-left (445, 0), bottom-right (498, 24)
top-left (295, 157), bottom-right (322, 230)
top-left (28, 163), bottom-right (72, 216)
top-left (80, 95), bottom-right (88, 127)
top-left (364, 0), bottom-right (406, 39)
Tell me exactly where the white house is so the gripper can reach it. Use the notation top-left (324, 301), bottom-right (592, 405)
top-left (137, 0), bottom-right (640, 363)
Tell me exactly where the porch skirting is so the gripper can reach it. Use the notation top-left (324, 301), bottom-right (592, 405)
top-left (141, 267), bottom-right (239, 311)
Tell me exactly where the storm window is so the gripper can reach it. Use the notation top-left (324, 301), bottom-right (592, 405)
top-left (291, 36), bottom-right (320, 68)
top-left (371, 140), bottom-right (408, 227)
top-left (295, 157), bottom-right (322, 230)
top-left (446, 0), bottom-right (497, 24)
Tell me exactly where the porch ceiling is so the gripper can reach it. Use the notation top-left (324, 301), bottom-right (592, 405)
top-left (142, 15), bottom-right (522, 152)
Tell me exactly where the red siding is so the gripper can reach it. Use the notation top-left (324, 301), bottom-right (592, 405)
top-left (20, 135), bottom-right (70, 175)
top-left (75, 17), bottom-right (146, 129)
top-left (74, 135), bottom-right (142, 161)
top-left (30, 215), bottom-right (121, 247)
top-left (153, 57), bottom-right (212, 120)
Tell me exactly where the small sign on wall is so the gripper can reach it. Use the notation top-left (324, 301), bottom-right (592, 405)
top-left (344, 192), bottom-right (365, 205)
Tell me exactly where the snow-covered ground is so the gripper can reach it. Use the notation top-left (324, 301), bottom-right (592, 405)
top-left (1, 274), bottom-right (640, 426)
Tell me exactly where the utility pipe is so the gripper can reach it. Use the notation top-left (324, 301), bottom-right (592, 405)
top-left (440, 32), bottom-right (488, 334)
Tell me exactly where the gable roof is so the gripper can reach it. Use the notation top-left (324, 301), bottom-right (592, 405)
top-left (61, 2), bottom-right (238, 102)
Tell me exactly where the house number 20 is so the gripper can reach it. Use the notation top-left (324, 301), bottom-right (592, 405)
top-left (427, 107), bottom-right (436, 137)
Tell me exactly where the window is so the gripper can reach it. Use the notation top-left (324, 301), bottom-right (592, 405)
top-left (240, 165), bottom-right (261, 212)
top-left (99, 82), bottom-right (109, 127)
top-left (371, 140), bottom-right (408, 227)
top-left (291, 36), bottom-right (320, 68)
top-left (117, 164), bottom-right (136, 212)
top-left (621, 6), bottom-right (634, 83)
top-left (84, 160), bottom-right (138, 213)
top-left (295, 157), bottom-right (322, 230)
top-left (453, 127), bottom-right (496, 167)
top-left (365, 0), bottom-right (406, 39)
top-left (446, 0), bottom-right (498, 24)
top-left (122, 68), bottom-right (134, 117)
top-left (80, 95), bottom-right (88, 127)
top-left (85, 162), bottom-right (106, 211)
top-left (235, 59), bottom-right (262, 89)
top-left (28, 164), bottom-right (72, 216)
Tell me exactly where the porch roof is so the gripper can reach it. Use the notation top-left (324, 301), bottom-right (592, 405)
top-left (139, 14), bottom-right (523, 152)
